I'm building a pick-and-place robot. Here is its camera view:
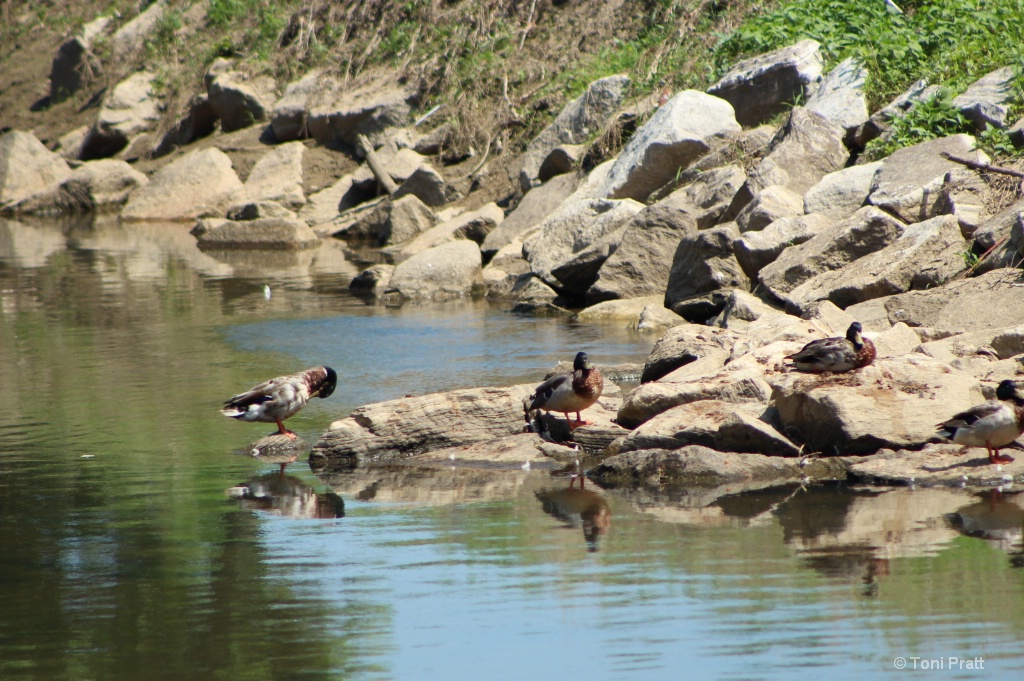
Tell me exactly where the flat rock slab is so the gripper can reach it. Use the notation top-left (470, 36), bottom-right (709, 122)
top-left (848, 444), bottom-right (1024, 487)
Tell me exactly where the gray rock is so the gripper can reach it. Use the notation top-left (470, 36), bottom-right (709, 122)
top-left (392, 164), bottom-right (460, 207)
top-left (308, 83), bottom-right (415, 151)
top-left (49, 16), bottom-right (110, 102)
top-left (152, 94), bottom-right (218, 158)
top-left (771, 356), bottom-right (983, 455)
top-left (803, 161), bottom-right (881, 219)
top-left (783, 214), bottom-right (966, 313)
top-left (952, 66), bottom-right (1015, 130)
top-left (3, 159), bottom-right (147, 214)
top-left (196, 217), bottom-right (321, 250)
top-left (709, 289), bottom-right (789, 332)
top-left (916, 324), bottom-right (1024, 363)
top-left (933, 166), bottom-right (987, 239)
top-left (236, 141), bottom-right (306, 208)
top-left (207, 70), bottom-right (275, 133)
top-left (707, 39), bottom-right (823, 127)
top-left (349, 264), bottom-right (395, 297)
top-left (586, 202), bottom-right (698, 304)
top-left (482, 173), bottom-right (579, 257)
top-left (519, 75), bottom-right (629, 190)
top-left (715, 409), bottom-right (802, 456)
top-left (111, 1), bottom-right (165, 57)
top-left (574, 295), bottom-right (665, 324)
top-left (383, 194), bottom-right (437, 245)
top-left (55, 126), bottom-right (89, 161)
top-left (80, 71), bottom-right (161, 160)
top-left (121, 148), bottom-right (243, 222)
top-left (523, 197), bottom-right (643, 294)
top-left (482, 238), bottom-right (532, 298)
top-left (867, 134), bottom-right (984, 223)
top-left (588, 445), bottom-right (848, 490)
top-left (538, 144), bottom-right (583, 183)
top-left (848, 446), bottom-right (1024, 487)
top-left (599, 90), bottom-right (741, 201)
top-left (804, 57), bottom-right (869, 143)
top-left (854, 79), bottom-right (939, 147)
top-left (619, 400), bottom-right (760, 451)
top-left (387, 240), bottom-right (483, 299)
top-left (0, 131), bottom-right (72, 206)
top-left (397, 203), bottom-right (503, 258)
top-left (878, 268), bottom-right (1024, 331)
top-left (312, 384), bottom-right (535, 462)
top-left (733, 213), bottom-right (833, 279)
top-left (271, 70), bottom-right (338, 141)
top-left (757, 206), bottom-right (907, 300)
top-left (659, 164), bottom-right (746, 229)
top-left (664, 222), bottom-right (748, 318)
top-left (226, 201), bottom-right (297, 221)
top-left (742, 107), bottom-right (849, 201)
top-left (640, 324), bottom-right (741, 383)
top-left (735, 184), bottom-right (804, 232)
top-left (971, 206), bottom-right (1024, 275)
top-left (636, 304), bottom-right (687, 332)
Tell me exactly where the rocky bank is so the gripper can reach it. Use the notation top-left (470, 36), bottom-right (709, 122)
top-left (3, 15), bottom-right (1024, 502)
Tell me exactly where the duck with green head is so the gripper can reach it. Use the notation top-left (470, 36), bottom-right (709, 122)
top-left (526, 352), bottom-right (604, 431)
top-left (937, 379), bottom-right (1024, 465)
top-left (784, 321), bottom-right (876, 373)
top-left (221, 366), bottom-right (337, 440)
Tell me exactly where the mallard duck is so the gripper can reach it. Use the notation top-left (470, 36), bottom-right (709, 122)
top-left (784, 321), bottom-right (876, 373)
top-left (526, 351), bottom-right (604, 430)
top-left (937, 379), bottom-right (1024, 465)
top-left (221, 366), bottom-right (337, 440)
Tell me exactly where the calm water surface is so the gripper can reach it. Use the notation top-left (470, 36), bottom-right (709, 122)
top-left (1, 216), bottom-right (1023, 680)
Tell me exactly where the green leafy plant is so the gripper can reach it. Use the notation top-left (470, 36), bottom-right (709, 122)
top-left (863, 91), bottom-right (970, 160)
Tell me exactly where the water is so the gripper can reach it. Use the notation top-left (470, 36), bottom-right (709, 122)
top-left (2, 216), bottom-right (1024, 680)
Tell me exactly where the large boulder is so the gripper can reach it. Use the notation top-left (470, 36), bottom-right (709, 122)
top-left (386, 240), bottom-right (483, 299)
top-left (734, 184), bottom-right (803, 233)
top-left (523, 198), bottom-right (644, 295)
top-left (392, 164), bottom-right (459, 207)
top-left (707, 39), bottom-right (823, 127)
top-left (854, 79), bottom-right (939, 148)
top-left (49, 16), bottom-right (110, 102)
top-left (110, 0), bottom-right (166, 57)
top-left (196, 218), bottom-right (321, 250)
top-left (311, 384), bottom-right (534, 462)
top-left (640, 324), bottom-right (741, 383)
top-left (3, 159), bottom-right (147, 214)
top-left (396, 203), bottom-right (503, 258)
top-left (0, 131), bottom-right (72, 206)
top-left (234, 141), bottom-right (306, 209)
top-left (970, 201), bottom-right (1024, 275)
top-left (80, 71), bottom-right (161, 160)
top-left (598, 90), bottom-right (741, 201)
top-left (733, 213), bottom-right (833, 280)
top-left (771, 356), bottom-right (983, 455)
top-left (802, 162), bottom-right (881, 219)
top-left (308, 82), bottom-right (416, 150)
top-left (952, 66), bottom-right (1015, 131)
top-left (664, 223), bottom-right (748, 320)
top-left (152, 94), bottom-right (218, 158)
top-left (867, 134), bottom-right (984, 224)
top-left (659, 164), bottom-right (746, 229)
top-left (781, 214), bottom-right (967, 313)
top-left (482, 173), bottom-right (579, 257)
top-left (206, 64), bottom-right (276, 133)
top-left (804, 57), bottom-right (869, 143)
top-left (757, 206), bottom-right (907, 301)
top-left (872, 268), bottom-right (1024, 332)
top-left (519, 75), bottom-right (629, 190)
top-left (271, 70), bottom-right (338, 141)
top-left (586, 202), bottom-right (699, 304)
top-left (121, 148), bottom-right (243, 222)
top-left (741, 107), bottom-right (849, 202)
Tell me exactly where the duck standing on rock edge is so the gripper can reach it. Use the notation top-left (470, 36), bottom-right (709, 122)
top-left (526, 352), bottom-right (604, 431)
top-left (784, 321), bottom-right (876, 373)
top-left (221, 366), bottom-right (338, 440)
top-left (937, 379), bottom-right (1024, 465)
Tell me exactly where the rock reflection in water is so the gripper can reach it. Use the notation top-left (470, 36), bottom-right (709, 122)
top-left (227, 473), bottom-right (345, 518)
top-left (313, 462), bottom-right (530, 505)
top-left (240, 433), bottom-right (311, 474)
top-left (535, 479), bottom-right (611, 552)
top-left (947, 490), bottom-right (1024, 562)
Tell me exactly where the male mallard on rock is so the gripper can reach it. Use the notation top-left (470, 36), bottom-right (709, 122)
top-left (784, 321), bottom-right (876, 373)
top-left (937, 379), bottom-right (1024, 465)
top-left (526, 352), bottom-right (604, 430)
top-left (221, 366), bottom-right (337, 440)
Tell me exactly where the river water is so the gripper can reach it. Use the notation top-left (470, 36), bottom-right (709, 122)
top-left (1, 216), bottom-right (1023, 680)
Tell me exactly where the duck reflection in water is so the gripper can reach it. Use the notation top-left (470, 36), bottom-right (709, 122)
top-left (947, 489), bottom-right (1024, 564)
top-left (535, 476), bottom-right (611, 552)
top-left (227, 472), bottom-right (345, 519)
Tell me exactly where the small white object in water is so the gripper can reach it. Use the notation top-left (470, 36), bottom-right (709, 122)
top-left (521, 461), bottom-right (531, 471)
top-left (997, 464), bottom-right (1004, 473)
top-left (263, 285), bottom-right (271, 300)
top-left (1003, 473), bottom-right (1013, 483)
top-left (80, 454), bottom-right (95, 459)
top-left (448, 453), bottom-right (456, 461)
top-left (251, 447), bottom-right (261, 457)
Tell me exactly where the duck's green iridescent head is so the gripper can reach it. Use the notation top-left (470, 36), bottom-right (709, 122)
top-left (574, 352), bottom-right (592, 371)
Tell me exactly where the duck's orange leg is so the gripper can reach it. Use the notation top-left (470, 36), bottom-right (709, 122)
top-left (276, 419), bottom-right (298, 440)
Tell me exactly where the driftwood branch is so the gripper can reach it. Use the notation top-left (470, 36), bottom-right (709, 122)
top-left (940, 152), bottom-right (1024, 179)
top-left (357, 134), bottom-right (398, 195)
